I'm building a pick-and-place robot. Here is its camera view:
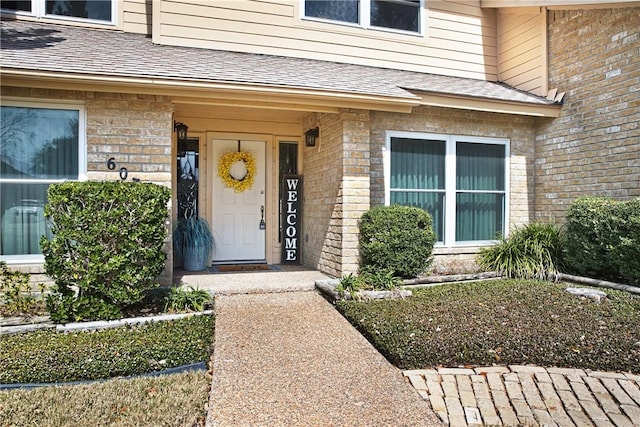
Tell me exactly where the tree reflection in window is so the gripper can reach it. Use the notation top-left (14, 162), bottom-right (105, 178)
top-left (46, 0), bottom-right (112, 22)
top-left (1, 105), bottom-right (79, 256)
top-left (305, 0), bottom-right (359, 24)
top-left (176, 138), bottom-right (199, 220)
top-left (371, 0), bottom-right (419, 32)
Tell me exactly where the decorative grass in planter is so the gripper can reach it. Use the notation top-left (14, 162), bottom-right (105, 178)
top-left (173, 217), bottom-right (215, 272)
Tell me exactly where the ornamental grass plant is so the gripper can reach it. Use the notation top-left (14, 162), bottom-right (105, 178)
top-left (477, 222), bottom-right (565, 280)
top-left (173, 217), bottom-right (215, 272)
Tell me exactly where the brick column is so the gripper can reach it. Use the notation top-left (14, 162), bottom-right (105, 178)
top-left (302, 109), bottom-right (370, 277)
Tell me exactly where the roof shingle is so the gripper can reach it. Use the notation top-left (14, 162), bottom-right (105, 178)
top-left (1, 20), bottom-right (555, 106)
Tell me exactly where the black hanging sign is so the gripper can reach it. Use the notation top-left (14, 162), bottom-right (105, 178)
top-left (281, 175), bottom-right (302, 264)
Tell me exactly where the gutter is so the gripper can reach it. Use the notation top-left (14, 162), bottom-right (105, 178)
top-left (0, 69), bottom-right (420, 113)
top-left (414, 91), bottom-right (562, 118)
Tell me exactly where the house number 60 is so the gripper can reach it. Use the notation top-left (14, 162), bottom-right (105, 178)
top-left (107, 157), bottom-right (129, 181)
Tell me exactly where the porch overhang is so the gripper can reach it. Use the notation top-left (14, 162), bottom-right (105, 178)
top-left (1, 70), bottom-right (420, 114)
top-left (413, 91), bottom-right (562, 117)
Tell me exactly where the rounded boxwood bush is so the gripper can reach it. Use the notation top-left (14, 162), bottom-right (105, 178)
top-left (359, 205), bottom-right (436, 278)
top-left (42, 181), bottom-right (171, 322)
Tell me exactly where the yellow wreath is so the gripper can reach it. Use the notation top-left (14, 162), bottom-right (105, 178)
top-left (218, 151), bottom-right (256, 193)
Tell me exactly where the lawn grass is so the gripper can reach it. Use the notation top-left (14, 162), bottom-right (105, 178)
top-left (0, 370), bottom-right (210, 427)
top-left (336, 279), bottom-right (640, 372)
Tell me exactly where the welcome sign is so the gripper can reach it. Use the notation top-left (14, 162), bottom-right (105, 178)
top-left (281, 175), bottom-right (302, 264)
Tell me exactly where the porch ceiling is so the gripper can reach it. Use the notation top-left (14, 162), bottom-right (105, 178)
top-left (1, 19), bottom-right (560, 116)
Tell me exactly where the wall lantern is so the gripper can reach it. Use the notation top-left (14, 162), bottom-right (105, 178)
top-left (304, 127), bottom-right (319, 147)
top-left (174, 121), bottom-right (189, 143)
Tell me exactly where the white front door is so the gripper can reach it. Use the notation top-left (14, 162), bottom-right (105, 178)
top-left (211, 139), bottom-right (266, 263)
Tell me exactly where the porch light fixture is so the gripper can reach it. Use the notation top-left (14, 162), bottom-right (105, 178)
top-left (304, 127), bottom-right (319, 147)
top-left (174, 121), bottom-right (189, 143)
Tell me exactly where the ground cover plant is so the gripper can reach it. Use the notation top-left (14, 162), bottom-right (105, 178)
top-left (0, 370), bottom-right (210, 427)
top-left (0, 261), bottom-right (46, 317)
top-left (336, 279), bottom-right (640, 373)
top-left (0, 314), bottom-right (214, 384)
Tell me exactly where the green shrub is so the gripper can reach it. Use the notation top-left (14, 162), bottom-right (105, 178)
top-left (0, 314), bottom-right (214, 384)
top-left (615, 198), bottom-right (640, 285)
top-left (359, 205), bottom-right (436, 278)
top-left (477, 221), bottom-right (565, 279)
top-left (335, 273), bottom-right (362, 298)
top-left (42, 181), bottom-right (172, 322)
top-left (565, 197), bottom-right (640, 285)
top-left (0, 261), bottom-right (45, 317)
top-left (164, 286), bottom-right (212, 313)
top-left (358, 270), bottom-right (400, 291)
top-left (335, 271), bottom-right (401, 298)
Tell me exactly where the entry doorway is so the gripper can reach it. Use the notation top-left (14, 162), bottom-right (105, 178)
top-left (210, 139), bottom-right (266, 263)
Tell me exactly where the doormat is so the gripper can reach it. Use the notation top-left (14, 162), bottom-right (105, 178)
top-left (207, 264), bottom-right (282, 273)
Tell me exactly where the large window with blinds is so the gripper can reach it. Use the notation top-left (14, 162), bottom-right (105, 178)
top-left (386, 132), bottom-right (509, 246)
top-left (0, 101), bottom-right (86, 261)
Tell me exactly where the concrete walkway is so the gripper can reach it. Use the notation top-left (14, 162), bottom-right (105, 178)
top-left (205, 291), bottom-right (443, 426)
top-left (177, 266), bottom-right (327, 295)
top-left (199, 271), bottom-right (640, 427)
top-left (405, 366), bottom-right (640, 427)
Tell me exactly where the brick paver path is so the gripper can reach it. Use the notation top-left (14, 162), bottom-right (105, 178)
top-left (404, 366), bottom-right (640, 426)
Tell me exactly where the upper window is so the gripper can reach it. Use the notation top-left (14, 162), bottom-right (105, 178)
top-left (386, 132), bottom-right (509, 246)
top-left (1, 0), bottom-right (115, 25)
top-left (0, 101), bottom-right (86, 261)
top-left (304, 0), bottom-right (421, 34)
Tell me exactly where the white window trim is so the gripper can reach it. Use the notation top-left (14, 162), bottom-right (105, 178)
top-left (384, 131), bottom-right (510, 248)
top-left (300, 0), bottom-right (424, 36)
top-left (0, 99), bottom-right (87, 264)
top-left (1, 0), bottom-right (117, 26)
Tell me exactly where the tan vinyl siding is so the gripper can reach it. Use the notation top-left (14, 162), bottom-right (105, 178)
top-left (153, 0), bottom-right (498, 81)
top-left (123, 0), bottom-right (152, 35)
top-left (498, 8), bottom-right (545, 96)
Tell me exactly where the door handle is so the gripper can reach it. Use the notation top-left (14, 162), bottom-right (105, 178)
top-left (259, 205), bottom-right (266, 230)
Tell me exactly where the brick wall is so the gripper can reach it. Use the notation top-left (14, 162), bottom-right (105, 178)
top-left (535, 7), bottom-right (640, 221)
top-left (303, 106), bottom-right (537, 276)
top-left (302, 109), bottom-right (371, 277)
top-left (1, 87), bottom-right (174, 284)
top-left (370, 106), bottom-right (537, 273)
top-left (341, 110), bottom-right (371, 275)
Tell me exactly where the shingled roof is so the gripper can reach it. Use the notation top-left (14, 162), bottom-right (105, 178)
top-left (1, 19), bottom-right (556, 109)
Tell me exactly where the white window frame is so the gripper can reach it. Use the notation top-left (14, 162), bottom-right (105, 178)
top-left (0, 99), bottom-right (87, 264)
top-left (1, 0), bottom-right (117, 26)
top-left (301, 0), bottom-right (424, 36)
top-left (384, 131), bottom-right (510, 247)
